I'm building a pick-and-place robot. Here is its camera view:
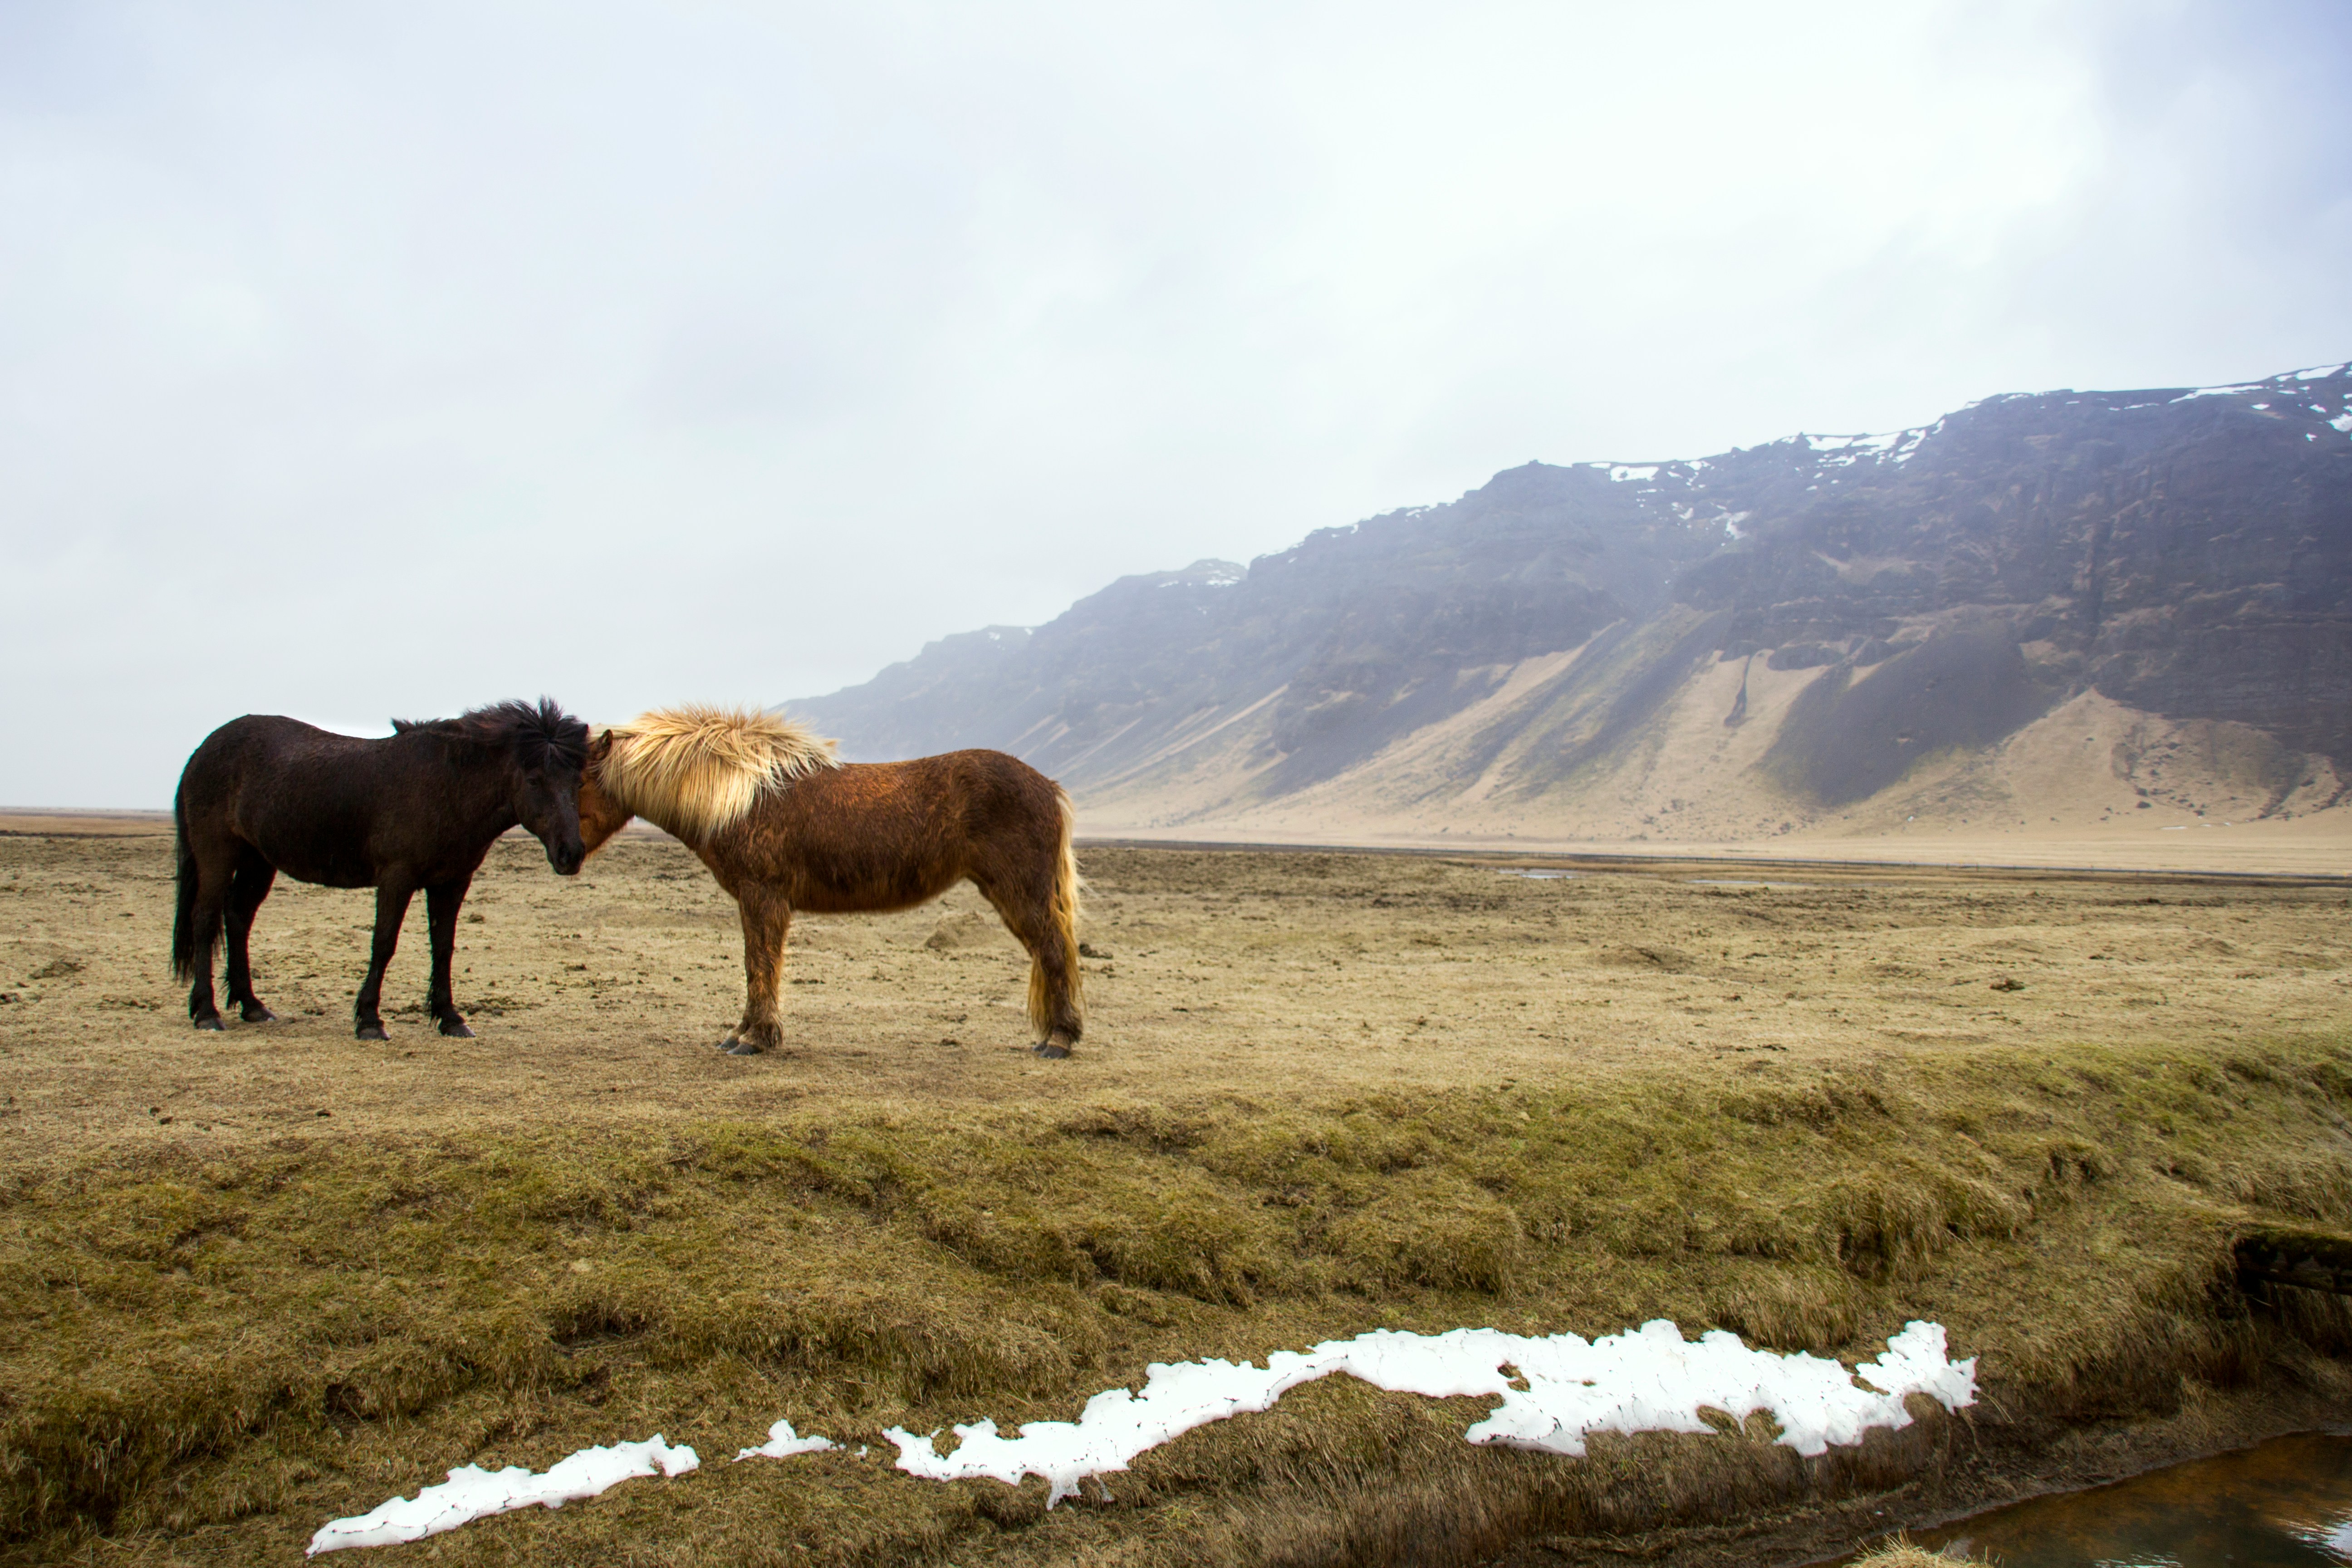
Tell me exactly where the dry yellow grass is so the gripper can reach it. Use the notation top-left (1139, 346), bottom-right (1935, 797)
top-left (1847, 1540), bottom-right (1963, 1566)
top-left (5, 833), bottom-right (2352, 1565)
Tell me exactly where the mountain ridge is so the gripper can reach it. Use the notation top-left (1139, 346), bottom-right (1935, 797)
top-left (792, 364), bottom-right (2352, 844)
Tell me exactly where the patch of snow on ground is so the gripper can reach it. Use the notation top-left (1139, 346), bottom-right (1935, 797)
top-left (1608, 464), bottom-right (1661, 482)
top-left (307, 1436), bottom-right (700, 1555)
top-left (885, 1320), bottom-right (1974, 1508)
top-left (2289, 364), bottom-right (2349, 381)
top-left (2173, 383), bottom-right (2264, 402)
top-left (737, 1420), bottom-right (838, 1461)
top-left (2332, 414), bottom-right (2352, 434)
top-left (307, 1323), bottom-right (1976, 1547)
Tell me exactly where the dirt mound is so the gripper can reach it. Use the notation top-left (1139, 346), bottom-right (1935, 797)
top-left (924, 910), bottom-right (1013, 951)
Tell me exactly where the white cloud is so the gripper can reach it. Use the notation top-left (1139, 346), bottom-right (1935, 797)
top-left (1, 0), bottom-right (2346, 803)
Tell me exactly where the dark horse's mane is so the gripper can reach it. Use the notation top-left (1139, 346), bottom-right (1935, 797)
top-left (391, 698), bottom-right (590, 772)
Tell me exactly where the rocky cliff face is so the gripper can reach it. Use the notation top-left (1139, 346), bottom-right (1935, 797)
top-left (793, 364), bottom-right (2352, 839)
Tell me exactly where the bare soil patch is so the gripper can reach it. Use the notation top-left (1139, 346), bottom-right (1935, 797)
top-left (8, 835), bottom-right (2350, 1147)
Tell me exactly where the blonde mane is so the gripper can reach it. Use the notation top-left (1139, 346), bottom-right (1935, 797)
top-left (596, 706), bottom-right (841, 840)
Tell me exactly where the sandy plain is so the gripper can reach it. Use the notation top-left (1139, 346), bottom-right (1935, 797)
top-left (5, 824), bottom-right (2352, 1566)
top-left (3, 825), bottom-right (2347, 1156)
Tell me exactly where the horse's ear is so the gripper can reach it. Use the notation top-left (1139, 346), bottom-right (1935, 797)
top-left (588, 730), bottom-right (613, 765)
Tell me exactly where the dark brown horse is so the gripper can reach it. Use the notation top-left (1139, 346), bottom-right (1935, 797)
top-left (172, 699), bottom-right (590, 1039)
top-left (575, 706), bottom-right (1083, 1057)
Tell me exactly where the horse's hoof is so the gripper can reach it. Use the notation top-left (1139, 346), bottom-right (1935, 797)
top-left (1032, 1042), bottom-right (1072, 1060)
top-left (438, 1018), bottom-right (475, 1039)
top-left (240, 1005), bottom-right (277, 1023)
top-left (193, 1016), bottom-right (225, 1033)
top-left (356, 1024), bottom-right (389, 1041)
top-left (715, 1038), bottom-right (738, 1052)
top-left (725, 1041), bottom-right (763, 1056)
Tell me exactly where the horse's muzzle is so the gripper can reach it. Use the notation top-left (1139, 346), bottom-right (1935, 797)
top-left (550, 844), bottom-right (585, 877)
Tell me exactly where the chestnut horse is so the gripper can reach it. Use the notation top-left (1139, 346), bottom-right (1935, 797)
top-left (577, 707), bottom-right (1084, 1058)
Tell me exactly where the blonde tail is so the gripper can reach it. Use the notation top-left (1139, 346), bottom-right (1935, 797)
top-left (1027, 787), bottom-right (1085, 1041)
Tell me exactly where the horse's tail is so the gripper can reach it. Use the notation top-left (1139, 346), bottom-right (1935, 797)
top-left (170, 787), bottom-right (200, 984)
top-left (1027, 784), bottom-right (1085, 1040)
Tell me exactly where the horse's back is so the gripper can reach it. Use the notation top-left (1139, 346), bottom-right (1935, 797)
top-left (745, 749), bottom-right (1067, 911)
top-left (182, 716), bottom-right (332, 814)
top-left (779, 750), bottom-right (1055, 824)
top-left (845, 751), bottom-right (1063, 836)
top-left (934, 748), bottom-right (1068, 835)
top-left (177, 717), bottom-right (404, 886)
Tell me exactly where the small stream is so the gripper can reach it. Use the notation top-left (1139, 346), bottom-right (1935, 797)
top-left (1838, 1432), bottom-right (2352, 1565)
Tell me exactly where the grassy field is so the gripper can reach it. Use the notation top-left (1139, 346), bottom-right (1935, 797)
top-left (4, 831), bottom-right (2352, 1565)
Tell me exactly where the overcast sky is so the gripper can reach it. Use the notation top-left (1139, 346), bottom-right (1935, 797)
top-left (4, 1), bottom-right (2348, 805)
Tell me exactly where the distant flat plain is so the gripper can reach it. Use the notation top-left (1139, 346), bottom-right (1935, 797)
top-left (1078, 810), bottom-right (2352, 881)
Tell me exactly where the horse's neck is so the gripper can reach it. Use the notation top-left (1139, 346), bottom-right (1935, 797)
top-left (631, 802), bottom-right (698, 844)
top-left (597, 777), bottom-right (693, 844)
top-left (443, 755), bottom-right (523, 838)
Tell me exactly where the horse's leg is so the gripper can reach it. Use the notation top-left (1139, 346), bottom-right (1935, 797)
top-left (975, 871), bottom-right (1083, 1059)
top-left (353, 878), bottom-right (416, 1041)
top-left (424, 879), bottom-right (475, 1038)
top-left (224, 848), bottom-right (278, 1023)
top-left (721, 884), bottom-right (791, 1056)
top-left (185, 845), bottom-right (236, 1031)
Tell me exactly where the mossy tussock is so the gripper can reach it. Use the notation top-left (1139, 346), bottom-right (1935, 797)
top-left (8, 1038), bottom-right (2352, 1563)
